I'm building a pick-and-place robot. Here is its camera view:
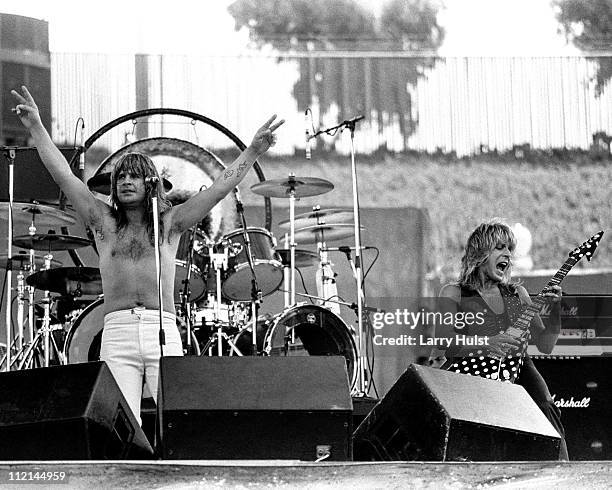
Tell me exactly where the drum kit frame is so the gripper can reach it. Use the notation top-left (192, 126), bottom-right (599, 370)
top-left (1, 110), bottom-right (378, 396)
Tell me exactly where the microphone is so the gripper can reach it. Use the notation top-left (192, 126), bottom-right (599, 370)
top-left (343, 115), bottom-right (365, 125)
top-left (78, 122), bottom-right (85, 172)
top-left (321, 246), bottom-right (372, 252)
top-left (145, 176), bottom-right (160, 185)
top-left (305, 110), bottom-right (311, 160)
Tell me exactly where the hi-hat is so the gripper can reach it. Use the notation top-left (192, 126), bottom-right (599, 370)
top-left (13, 233), bottom-right (92, 251)
top-left (250, 176), bottom-right (334, 198)
top-left (26, 267), bottom-right (102, 296)
top-left (0, 201), bottom-right (76, 227)
top-left (276, 248), bottom-right (320, 268)
top-left (278, 208), bottom-right (354, 230)
top-left (293, 224), bottom-right (364, 244)
top-left (0, 253), bottom-right (62, 270)
top-left (87, 172), bottom-right (173, 195)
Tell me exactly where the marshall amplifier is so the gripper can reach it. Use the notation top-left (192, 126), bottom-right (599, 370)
top-left (532, 356), bottom-right (611, 460)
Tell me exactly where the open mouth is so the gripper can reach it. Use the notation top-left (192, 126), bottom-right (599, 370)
top-left (496, 260), bottom-right (509, 272)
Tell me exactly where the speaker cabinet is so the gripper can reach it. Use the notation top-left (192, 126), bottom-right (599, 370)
top-left (353, 364), bottom-right (561, 461)
top-left (533, 356), bottom-right (611, 460)
top-left (158, 356), bottom-right (353, 460)
top-left (0, 362), bottom-right (153, 460)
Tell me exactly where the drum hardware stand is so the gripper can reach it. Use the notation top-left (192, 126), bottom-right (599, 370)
top-left (1, 147), bottom-right (17, 371)
top-left (178, 225), bottom-right (200, 353)
top-left (235, 199), bottom-right (262, 355)
top-left (15, 305), bottom-right (65, 370)
top-left (287, 175), bottom-right (298, 308)
top-left (307, 115), bottom-right (369, 395)
top-left (149, 179), bottom-right (165, 357)
top-left (283, 234), bottom-right (290, 309)
top-left (315, 234), bottom-right (341, 316)
top-left (15, 253), bottom-right (66, 370)
top-left (202, 241), bottom-right (242, 356)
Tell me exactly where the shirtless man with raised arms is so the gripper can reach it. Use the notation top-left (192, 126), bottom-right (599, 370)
top-left (12, 85), bottom-right (284, 422)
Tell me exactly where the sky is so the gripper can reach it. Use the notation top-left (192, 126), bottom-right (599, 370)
top-left (0, 0), bottom-right (578, 56)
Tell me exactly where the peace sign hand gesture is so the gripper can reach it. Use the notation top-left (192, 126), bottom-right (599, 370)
top-left (11, 86), bottom-right (42, 130)
top-left (250, 114), bottom-right (285, 155)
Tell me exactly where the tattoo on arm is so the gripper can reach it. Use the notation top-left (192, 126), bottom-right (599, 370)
top-left (236, 162), bottom-right (249, 178)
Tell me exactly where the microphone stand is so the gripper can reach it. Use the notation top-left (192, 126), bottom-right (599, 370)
top-left (179, 225), bottom-right (199, 353)
top-left (1, 148), bottom-right (16, 372)
top-left (235, 197), bottom-right (262, 355)
top-left (150, 182), bottom-right (165, 358)
top-left (307, 115), bottom-right (369, 395)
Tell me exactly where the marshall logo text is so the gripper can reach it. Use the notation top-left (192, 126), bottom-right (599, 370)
top-left (551, 394), bottom-right (591, 408)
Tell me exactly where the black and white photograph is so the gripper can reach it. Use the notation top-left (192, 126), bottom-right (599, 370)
top-left (0, 0), bottom-right (610, 487)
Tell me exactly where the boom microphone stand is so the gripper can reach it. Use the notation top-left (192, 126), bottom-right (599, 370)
top-left (235, 195), bottom-right (262, 355)
top-left (306, 114), bottom-right (369, 395)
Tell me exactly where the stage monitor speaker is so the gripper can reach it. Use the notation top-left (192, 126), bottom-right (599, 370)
top-left (533, 356), bottom-right (611, 460)
top-left (353, 364), bottom-right (561, 461)
top-left (0, 362), bottom-right (153, 460)
top-left (158, 356), bottom-right (353, 460)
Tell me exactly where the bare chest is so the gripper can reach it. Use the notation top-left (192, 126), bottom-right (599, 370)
top-left (109, 232), bottom-right (154, 261)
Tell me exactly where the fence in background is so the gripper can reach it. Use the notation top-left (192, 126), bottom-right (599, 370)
top-left (51, 52), bottom-right (612, 156)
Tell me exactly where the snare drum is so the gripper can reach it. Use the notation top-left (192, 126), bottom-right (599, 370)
top-left (64, 298), bottom-right (199, 363)
top-left (233, 304), bottom-right (357, 389)
top-left (221, 227), bottom-right (283, 301)
top-left (175, 227), bottom-right (210, 303)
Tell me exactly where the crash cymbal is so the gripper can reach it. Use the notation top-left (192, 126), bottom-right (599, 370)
top-left (0, 201), bottom-right (76, 227)
top-left (26, 267), bottom-right (102, 296)
top-left (87, 172), bottom-right (173, 195)
top-left (250, 176), bottom-right (334, 198)
top-left (276, 248), bottom-right (320, 268)
top-left (293, 224), bottom-right (364, 244)
top-left (278, 208), bottom-right (354, 230)
top-left (0, 253), bottom-right (62, 270)
top-left (13, 233), bottom-right (92, 251)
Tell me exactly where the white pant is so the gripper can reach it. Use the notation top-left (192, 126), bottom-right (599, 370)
top-left (100, 307), bottom-right (183, 424)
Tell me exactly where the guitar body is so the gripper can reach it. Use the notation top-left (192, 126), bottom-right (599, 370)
top-left (444, 352), bottom-right (526, 382)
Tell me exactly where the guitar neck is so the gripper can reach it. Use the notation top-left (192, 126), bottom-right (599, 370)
top-left (509, 257), bottom-right (577, 333)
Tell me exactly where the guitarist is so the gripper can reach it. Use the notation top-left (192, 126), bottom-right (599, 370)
top-left (438, 220), bottom-right (568, 460)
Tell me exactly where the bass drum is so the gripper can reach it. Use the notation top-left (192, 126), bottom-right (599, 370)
top-left (64, 298), bottom-right (200, 364)
top-left (233, 304), bottom-right (357, 389)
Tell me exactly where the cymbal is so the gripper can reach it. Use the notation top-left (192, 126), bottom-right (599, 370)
top-left (250, 176), bottom-right (334, 198)
top-left (278, 208), bottom-right (354, 230)
top-left (26, 267), bottom-right (102, 296)
top-left (87, 172), bottom-right (173, 195)
top-left (13, 234), bottom-right (92, 251)
top-left (293, 224), bottom-right (364, 244)
top-left (0, 253), bottom-right (62, 270)
top-left (276, 248), bottom-right (320, 268)
top-left (0, 201), bottom-right (76, 227)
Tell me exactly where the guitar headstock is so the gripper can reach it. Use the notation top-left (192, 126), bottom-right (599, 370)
top-left (569, 230), bottom-right (604, 262)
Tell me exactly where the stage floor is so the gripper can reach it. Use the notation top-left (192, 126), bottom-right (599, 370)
top-left (1, 461), bottom-right (611, 489)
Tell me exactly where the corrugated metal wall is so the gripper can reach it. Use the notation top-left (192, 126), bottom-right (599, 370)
top-left (51, 52), bottom-right (612, 156)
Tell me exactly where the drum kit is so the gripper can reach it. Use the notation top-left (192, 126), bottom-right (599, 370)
top-left (0, 173), bottom-right (369, 393)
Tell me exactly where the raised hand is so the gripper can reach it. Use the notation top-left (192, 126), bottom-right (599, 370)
top-left (250, 114), bottom-right (285, 155)
top-left (11, 86), bottom-right (42, 130)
